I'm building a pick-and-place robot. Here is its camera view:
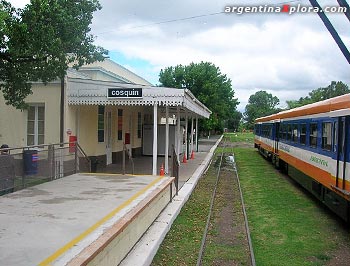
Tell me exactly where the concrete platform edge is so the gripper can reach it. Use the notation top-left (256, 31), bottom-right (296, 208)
top-left (120, 135), bottom-right (223, 266)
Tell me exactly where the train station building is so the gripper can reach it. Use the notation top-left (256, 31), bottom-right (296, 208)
top-left (0, 59), bottom-right (215, 266)
top-left (0, 59), bottom-right (211, 175)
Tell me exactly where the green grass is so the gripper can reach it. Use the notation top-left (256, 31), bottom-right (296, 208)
top-left (152, 165), bottom-right (218, 266)
top-left (152, 139), bottom-right (350, 266)
top-left (236, 147), bottom-right (349, 266)
top-left (224, 132), bottom-right (254, 143)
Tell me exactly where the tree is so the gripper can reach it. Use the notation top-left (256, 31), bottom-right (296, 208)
top-left (159, 62), bottom-right (239, 133)
top-left (225, 110), bottom-right (242, 132)
top-left (286, 81), bottom-right (349, 109)
top-left (244, 90), bottom-right (280, 129)
top-left (0, 0), bottom-right (108, 109)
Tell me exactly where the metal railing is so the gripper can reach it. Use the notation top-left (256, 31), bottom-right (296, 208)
top-left (122, 143), bottom-right (134, 175)
top-left (0, 142), bottom-right (90, 195)
top-left (171, 144), bottom-right (179, 195)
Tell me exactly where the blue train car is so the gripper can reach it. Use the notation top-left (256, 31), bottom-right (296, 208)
top-left (254, 94), bottom-right (350, 222)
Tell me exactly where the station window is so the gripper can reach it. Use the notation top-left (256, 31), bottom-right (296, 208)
top-left (118, 109), bottom-right (123, 140)
top-left (322, 122), bottom-right (332, 151)
top-left (137, 112), bottom-right (142, 138)
top-left (310, 123), bottom-right (318, 148)
top-left (300, 124), bottom-right (306, 145)
top-left (98, 105), bottom-right (105, 142)
top-left (27, 105), bottom-right (45, 146)
top-left (292, 124), bottom-right (298, 143)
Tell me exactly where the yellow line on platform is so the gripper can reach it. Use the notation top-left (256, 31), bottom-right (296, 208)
top-left (39, 175), bottom-right (165, 266)
top-left (80, 172), bottom-right (155, 177)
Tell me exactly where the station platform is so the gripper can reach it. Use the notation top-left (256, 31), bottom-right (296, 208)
top-left (0, 136), bottom-right (221, 266)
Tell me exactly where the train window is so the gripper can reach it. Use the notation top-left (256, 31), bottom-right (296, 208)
top-left (263, 125), bottom-right (266, 137)
top-left (255, 124), bottom-right (261, 135)
top-left (292, 124), bottom-right (298, 142)
top-left (278, 125), bottom-right (282, 139)
top-left (261, 125), bottom-right (265, 137)
top-left (300, 124), bottom-right (306, 145)
top-left (287, 124), bottom-right (292, 141)
top-left (283, 124), bottom-right (288, 140)
top-left (310, 123), bottom-right (318, 148)
top-left (280, 124), bottom-right (284, 140)
top-left (322, 122), bottom-right (332, 151)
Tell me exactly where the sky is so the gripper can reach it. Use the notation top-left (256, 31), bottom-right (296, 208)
top-left (9, 0), bottom-right (350, 111)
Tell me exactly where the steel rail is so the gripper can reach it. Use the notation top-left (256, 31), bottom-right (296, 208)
top-left (196, 140), bottom-right (226, 266)
top-left (232, 148), bottom-right (256, 266)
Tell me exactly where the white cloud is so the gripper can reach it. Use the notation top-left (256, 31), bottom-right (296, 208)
top-left (8, 0), bottom-right (350, 113)
top-left (93, 10), bottom-right (349, 111)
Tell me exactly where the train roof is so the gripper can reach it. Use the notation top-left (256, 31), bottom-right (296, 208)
top-left (255, 93), bottom-right (350, 123)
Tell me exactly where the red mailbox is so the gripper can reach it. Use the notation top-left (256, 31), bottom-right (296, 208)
top-left (125, 133), bottom-right (130, 145)
top-left (69, 135), bottom-right (77, 153)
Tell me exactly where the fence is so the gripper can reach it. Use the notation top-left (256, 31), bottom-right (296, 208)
top-left (0, 142), bottom-right (90, 196)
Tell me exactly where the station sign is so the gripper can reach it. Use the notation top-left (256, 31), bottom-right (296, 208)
top-left (107, 88), bottom-right (143, 98)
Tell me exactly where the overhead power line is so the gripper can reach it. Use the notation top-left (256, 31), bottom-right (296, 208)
top-left (96, 0), bottom-right (302, 35)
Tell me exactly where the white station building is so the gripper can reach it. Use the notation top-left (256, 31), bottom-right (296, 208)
top-left (0, 59), bottom-right (211, 175)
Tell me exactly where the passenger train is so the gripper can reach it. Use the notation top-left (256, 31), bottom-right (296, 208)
top-left (254, 94), bottom-right (350, 222)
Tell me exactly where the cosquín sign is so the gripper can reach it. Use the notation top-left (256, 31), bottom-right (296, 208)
top-left (107, 88), bottom-right (142, 98)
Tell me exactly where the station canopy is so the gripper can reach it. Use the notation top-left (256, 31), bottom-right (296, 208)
top-left (67, 78), bottom-right (212, 118)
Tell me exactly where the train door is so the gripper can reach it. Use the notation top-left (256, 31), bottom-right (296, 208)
top-left (335, 116), bottom-right (348, 189)
top-left (274, 122), bottom-right (280, 154)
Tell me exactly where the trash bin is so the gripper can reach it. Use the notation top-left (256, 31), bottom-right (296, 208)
top-left (23, 150), bottom-right (38, 175)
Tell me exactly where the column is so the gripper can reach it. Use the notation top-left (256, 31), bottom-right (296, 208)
top-left (196, 115), bottom-right (199, 152)
top-left (165, 105), bottom-right (169, 174)
top-left (177, 106), bottom-right (181, 160)
top-left (191, 115), bottom-right (194, 158)
top-left (152, 103), bottom-right (158, 175)
top-left (184, 110), bottom-right (188, 161)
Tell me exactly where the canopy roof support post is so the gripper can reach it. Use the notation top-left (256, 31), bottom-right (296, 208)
top-left (152, 103), bottom-right (158, 175)
top-left (165, 105), bottom-right (169, 174)
top-left (195, 115), bottom-right (199, 152)
top-left (191, 115), bottom-right (194, 156)
top-left (176, 106), bottom-right (181, 161)
top-left (185, 110), bottom-right (188, 160)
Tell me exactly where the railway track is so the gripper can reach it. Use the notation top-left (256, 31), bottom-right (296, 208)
top-left (196, 140), bottom-right (256, 266)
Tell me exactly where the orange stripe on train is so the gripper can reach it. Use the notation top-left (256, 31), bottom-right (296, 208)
top-left (255, 139), bottom-right (350, 200)
top-left (279, 150), bottom-right (350, 199)
top-left (255, 93), bottom-right (350, 122)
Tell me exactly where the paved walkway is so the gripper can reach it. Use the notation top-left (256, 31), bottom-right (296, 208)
top-left (0, 136), bottom-right (221, 266)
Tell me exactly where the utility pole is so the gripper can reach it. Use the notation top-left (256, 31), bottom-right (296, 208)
top-left (309, 0), bottom-right (350, 64)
